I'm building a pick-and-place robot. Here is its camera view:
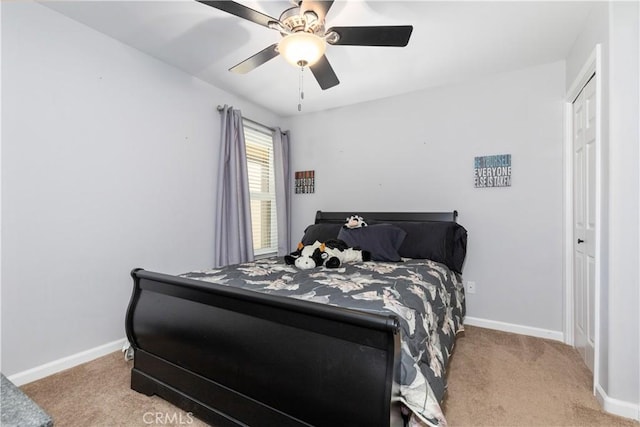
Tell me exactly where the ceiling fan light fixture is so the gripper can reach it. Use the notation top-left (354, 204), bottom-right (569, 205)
top-left (278, 32), bottom-right (326, 67)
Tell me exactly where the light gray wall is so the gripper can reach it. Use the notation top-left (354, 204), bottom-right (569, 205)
top-left (565, 0), bottom-right (639, 408)
top-left (607, 0), bottom-right (639, 407)
top-left (1, 2), bottom-right (281, 376)
top-left (287, 61), bottom-right (566, 334)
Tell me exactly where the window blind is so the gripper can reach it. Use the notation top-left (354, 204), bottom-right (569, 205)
top-left (243, 120), bottom-right (278, 255)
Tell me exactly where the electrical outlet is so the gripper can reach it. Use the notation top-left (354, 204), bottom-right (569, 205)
top-left (466, 281), bottom-right (476, 294)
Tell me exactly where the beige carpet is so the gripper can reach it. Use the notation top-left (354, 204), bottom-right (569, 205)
top-left (19, 326), bottom-right (639, 427)
top-left (442, 326), bottom-right (638, 426)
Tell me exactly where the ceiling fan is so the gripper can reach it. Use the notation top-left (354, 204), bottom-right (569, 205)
top-left (198, 0), bottom-right (413, 90)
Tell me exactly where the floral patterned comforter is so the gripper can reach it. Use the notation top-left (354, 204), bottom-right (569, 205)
top-left (182, 257), bottom-right (465, 426)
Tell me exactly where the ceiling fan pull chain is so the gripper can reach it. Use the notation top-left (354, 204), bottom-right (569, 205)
top-left (298, 65), bottom-right (305, 112)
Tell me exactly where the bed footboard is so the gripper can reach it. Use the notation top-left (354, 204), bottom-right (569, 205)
top-left (126, 269), bottom-right (403, 427)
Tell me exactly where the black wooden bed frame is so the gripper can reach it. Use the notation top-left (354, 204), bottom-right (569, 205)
top-left (125, 211), bottom-right (458, 427)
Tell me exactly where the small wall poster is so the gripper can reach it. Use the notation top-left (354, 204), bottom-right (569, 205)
top-left (474, 154), bottom-right (512, 188)
top-left (295, 170), bottom-right (315, 194)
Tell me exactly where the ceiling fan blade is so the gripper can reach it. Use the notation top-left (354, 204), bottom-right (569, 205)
top-left (310, 55), bottom-right (339, 90)
top-left (197, 1), bottom-right (279, 29)
top-left (300, 0), bottom-right (334, 22)
top-left (327, 25), bottom-right (413, 47)
top-left (229, 44), bottom-right (279, 74)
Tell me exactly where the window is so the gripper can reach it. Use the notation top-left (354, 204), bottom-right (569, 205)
top-left (243, 120), bottom-right (278, 256)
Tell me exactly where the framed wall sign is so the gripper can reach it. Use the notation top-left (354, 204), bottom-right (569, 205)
top-left (295, 170), bottom-right (315, 194)
top-left (474, 154), bottom-right (512, 188)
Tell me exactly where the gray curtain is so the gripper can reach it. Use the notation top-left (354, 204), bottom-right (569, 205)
top-left (273, 128), bottom-right (291, 256)
top-left (213, 105), bottom-right (254, 267)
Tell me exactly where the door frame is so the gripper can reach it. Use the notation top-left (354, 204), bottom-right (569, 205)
top-left (563, 44), bottom-right (602, 394)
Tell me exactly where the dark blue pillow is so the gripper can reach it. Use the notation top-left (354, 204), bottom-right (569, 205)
top-left (301, 223), bottom-right (342, 245)
top-left (337, 224), bottom-right (407, 262)
top-left (388, 221), bottom-right (467, 273)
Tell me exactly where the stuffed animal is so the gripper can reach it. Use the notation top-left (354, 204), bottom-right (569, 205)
top-left (322, 239), bottom-right (371, 268)
top-left (284, 239), bottom-right (371, 269)
top-left (344, 215), bottom-right (368, 229)
top-left (284, 241), bottom-right (325, 270)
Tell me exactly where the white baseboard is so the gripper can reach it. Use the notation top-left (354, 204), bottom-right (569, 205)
top-left (596, 384), bottom-right (640, 421)
top-left (464, 316), bottom-right (564, 342)
top-left (7, 337), bottom-right (127, 386)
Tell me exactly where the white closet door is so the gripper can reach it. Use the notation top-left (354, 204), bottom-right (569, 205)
top-left (573, 75), bottom-right (596, 372)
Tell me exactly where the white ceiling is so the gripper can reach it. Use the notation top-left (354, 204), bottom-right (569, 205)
top-left (40, 0), bottom-right (594, 117)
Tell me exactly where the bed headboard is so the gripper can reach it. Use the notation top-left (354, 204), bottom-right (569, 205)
top-left (314, 210), bottom-right (458, 224)
top-left (307, 210), bottom-right (465, 273)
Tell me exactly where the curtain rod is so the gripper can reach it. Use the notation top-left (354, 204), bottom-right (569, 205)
top-left (217, 104), bottom-right (277, 132)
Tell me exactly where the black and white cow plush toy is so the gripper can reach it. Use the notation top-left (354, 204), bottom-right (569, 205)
top-left (322, 239), bottom-right (371, 268)
top-left (344, 215), bottom-right (368, 229)
top-left (284, 239), bottom-right (371, 270)
top-left (284, 241), bottom-right (325, 270)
